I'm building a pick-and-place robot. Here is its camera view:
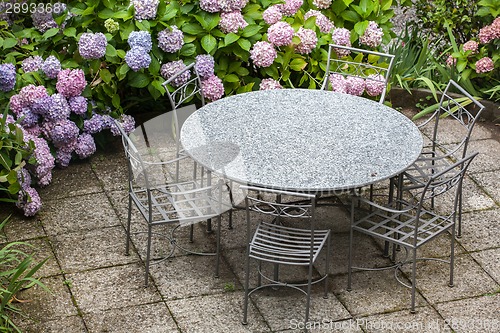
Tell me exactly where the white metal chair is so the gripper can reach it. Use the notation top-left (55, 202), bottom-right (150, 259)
top-left (115, 119), bottom-right (230, 287)
top-left (321, 43), bottom-right (395, 103)
top-left (348, 153), bottom-right (478, 313)
top-left (241, 186), bottom-right (331, 326)
top-left (395, 80), bottom-right (485, 238)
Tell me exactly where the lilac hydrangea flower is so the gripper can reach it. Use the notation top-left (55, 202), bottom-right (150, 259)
top-left (359, 21), bottom-right (383, 48)
top-left (56, 69), bottom-right (87, 97)
top-left (312, 0), bottom-right (331, 9)
top-left (200, 0), bottom-right (220, 12)
top-left (17, 168), bottom-right (32, 189)
top-left (475, 57), bottom-right (494, 73)
top-left (46, 119), bottom-right (80, 148)
top-left (365, 74), bottom-right (385, 97)
top-left (18, 108), bottom-right (40, 128)
top-left (295, 27), bottom-right (318, 54)
top-left (445, 54), bottom-right (456, 67)
top-left (75, 133), bottom-right (96, 159)
top-left (68, 96), bottom-right (88, 115)
top-left (56, 145), bottom-right (74, 168)
top-left (195, 54), bottom-right (215, 80)
top-left (219, 0), bottom-right (249, 12)
top-left (161, 61), bottom-right (190, 87)
top-left (78, 32), bottom-right (108, 59)
top-left (31, 9), bottom-right (58, 33)
top-left (0, 63), bottom-right (16, 92)
top-left (22, 56), bottom-right (43, 73)
top-left (23, 124), bottom-right (42, 138)
top-left (268, 21), bottom-right (294, 47)
top-left (45, 93), bottom-right (70, 121)
top-left (250, 41), bottom-right (277, 68)
top-left (259, 78), bottom-right (283, 90)
top-left (332, 28), bottom-right (351, 57)
top-left (278, 0), bottom-right (302, 16)
top-left (128, 31), bottom-right (153, 52)
top-left (125, 47), bottom-right (152, 71)
top-left (262, 5), bottom-right (282, 25)
top-left (19, 85), bottom-right (49, 106)
top-left (219, 11), bottom-right (248, 34)
top-left (42, 55), bottom-right (61, 79)
top-left (158, 26), bottom-right (184, 53)
top-left (9, 94), bottom-right (24, 115)
top-left (462, 40), bottom-right (479, 54)
top-left (201, 75), bottom-right (224, 101)
top-left (478, 21), bottom-right (499, 44)
top-left (346, 76), bottom-right (365, 96)
top-left (328, 73), bottom-right (347, 93)
top-left (84, 114), bottom-right (107, 134)
top-left (29, 136), bottom-right (55, 186)
top-left (304, 10), bottom-right (334, 34)
top-left (16, 186), bottom-right (42, 217)
top-left (119, 114), bottom-right (135, 135)
top-left (133, 0), bottom-right (159, 20)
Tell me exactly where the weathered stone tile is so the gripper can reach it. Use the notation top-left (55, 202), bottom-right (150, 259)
top-left (458, 210), bottom-right (500, 251)
top-left (17, 315), bottom-right (87, 333)
top-left (470, 248), bottom-right (500, 284)
top-left (470, 171), bottom-right (500, 204)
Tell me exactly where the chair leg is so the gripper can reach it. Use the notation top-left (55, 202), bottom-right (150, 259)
top-left (305, 262), bottom-right (314, 324)
top-left (126, 195), bottom-right (132, 255)
top-left (242, 245), bottom-right (251, 325)
top-left (410, 248), bottom-right (417, 313)
top-left (145, 225), bottom-right (153, 287)
top-left (449, 224), bottom-right (456, 288)
top-left (456, 190), bottom-right (463, 238)
top-left (347, 198), bottom-right (355, 292)
top-left (228, 209), bottom-right (233, 230)
top-left (189, 224), bottom-right (194, 243)
top-left (215, 215), bottom-right (221, 278)
top-left (324, 233), bottom-right (331, 299)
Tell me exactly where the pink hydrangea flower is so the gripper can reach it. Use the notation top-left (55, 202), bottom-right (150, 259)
top-left (332, 28), bottom-right (351, 57)
top-left (260, 78), bottom-right (283, 90)
top-left (56, 69), bottom-right (86, 98)
top-left (304, 10), bottom-right (334, 34)
top-left (219, 0), bottom-right (248, 12)
top-left (250, 41), bottom-right (277, 67)
top-left (219, 11), bottom-right (248, 34)
top-left (359, 21), bottom-right (383, 48)
top-left (462, 40), bottom-right (479, 54)
top-left (312, 0), bottom-right (331, 9)
top-left (201, 75), bottom-right (224, 101)
top-left (295, 27), bottom-right (317, 54)
top-left (345, 76), bottom-right (365, 96)
top-left (365, 74), bottom-right (385, 97)
top-left (278, 0), bottom-right (302, 16)
top-left (268, 21), bottom-right (294, 47)
top-left (328, 73), bottom-right (347, 93)
top-left (478, 18), bottom-right (500, 44)
top-left (19, 84), bottom-right (49, 106)
top-left (475, 57), bottom-right (494, 73)
top-left (445, 54), bottom-right (456, 67)
top-left (262, 5), bottom-right (282, 25)
top-left (199, 0), bottom-right (219, 12)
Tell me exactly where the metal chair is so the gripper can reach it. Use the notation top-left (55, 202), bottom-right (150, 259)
top-left (348, 152), bottom-right (478, 313)
top-left (395, 80), bottom-right (485, 238)
top-left (241, 186), bottom-right (331, 326)
top-left (114, 119), bottom-right (230, 287)
top-left (321, 43), bottom-right (395, 103)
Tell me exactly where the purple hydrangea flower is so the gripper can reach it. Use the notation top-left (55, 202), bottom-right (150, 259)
top-left (312, 0), bottom-right (331, 9)
top-left (475, 57), bottom-right (494, 73)
top-left (161, 61), bottom-right (190, 87)
top-left (133, 0), bottom-right (159, 20)
top-left (195, 54), bottom-right (215, 80)
top-left (278, 0), bottom-right (302, 16)
top-left (158, 26), bottom-right (184, 53)
top-left (56, 69), bottom-right (87, 98)
top-left (78, 32), bottom-right (108, 59)
top-left (201, 75), bottom-right (224, 101)
top-left (45, 93), bottom-right (70, 121)
top-left (0, 63), bottom-right (16, 92)
top-left (30, 136), bottom-right (55, 186)
top-left (46, 119), bottom-right (80, 148)
top-left (75, 133), bottom-right (96, 159)
top-left (18, 108), bottom-right (40, 128)
top-left (19, 85), bottom-right (49, 106)
top-left (23, 124), bottom-right (42, 138)
top-left (346, 76), bottom-right (365, 96)
top-left (250, 41), bottom-right (277, 68)
top-left (16, 186), bottom-right (42, 217)
top-left (17, 168), bottom-right (32, 189)
top-left (42, 55), bottom-right (61, 79)
top-left (68, 96), bottom-right (88, 115)
top-left (9, 94), bottom-right (24, 115)
top-left (462, 40), bottom-right (479, 54)
top-left (128, 31), bottom-right (153, 52)
top-left (332, 28), bottom-right (352, 57)
top-left (200, 0), bottom-right (220, 12)
top-left (259, 78), bottom-right (283, 90)
top-left (83, 114), bottom-right (107, 134)
top-left (328, 73), bottom-right (347, 93)
top-left (365, 74), bottom-right (385, 97)
top-left (304, 10), bottom-right (334, 34)
top-left (268, 21), bottom-right (294, 47)
top-left (56, 145), bottom-right (74, 168)
top-left (219, 0), bottom-right (249, 12)
top-left (22, 56), bottom-right (43, 73)
top-left (359, 21), bottom-right (383, 48)
top-left (125, 47), bottom-right (152, 72)
top-left (31, 9), bottom-right (58, 33)
top-left (295, 27), bottom-right (318, 54)
top-left (262, 5), bottom-right (283, 25)
top-left (219, 11), bottom-right (248, 34)
top-left (118, 114), bottom-right (135, 135)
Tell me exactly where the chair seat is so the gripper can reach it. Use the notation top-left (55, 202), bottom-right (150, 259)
top-left (401, 150), bottom-right (456, 190)
top-left (352, 201), bottom-right (455, 249)
top-left (249, 221), bottom-right (330, 265)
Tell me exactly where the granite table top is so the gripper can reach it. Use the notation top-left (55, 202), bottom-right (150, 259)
top-left (180, 89), bottom-right (423, 193)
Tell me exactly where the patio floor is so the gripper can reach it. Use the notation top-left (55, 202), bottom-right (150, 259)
top-left (1, 110), bottom-right (499, 333)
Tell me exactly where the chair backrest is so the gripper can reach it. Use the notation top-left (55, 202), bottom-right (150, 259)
top-left (162, 62), bottom-right (205, 110)
top-left (417, 152), bottom-right (478, 213)
top-left (421, 80), bottom-right (485, 159)
top-left (321, 44), bottom-right (395, 103)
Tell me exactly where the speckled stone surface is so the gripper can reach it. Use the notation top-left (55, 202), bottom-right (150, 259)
top-left (181, 89), bottom-right (423, 192)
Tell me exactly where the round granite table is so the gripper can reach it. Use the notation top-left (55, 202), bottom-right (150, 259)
top-left (180, 89), bottom-right (423, 193)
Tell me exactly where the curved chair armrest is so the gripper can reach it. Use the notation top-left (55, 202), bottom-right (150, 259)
top-left (355, 196), bottom-right (414, 214)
